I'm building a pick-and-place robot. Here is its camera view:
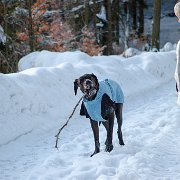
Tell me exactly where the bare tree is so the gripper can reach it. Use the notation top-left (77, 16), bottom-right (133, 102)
top-left (152, 0), bottom-right (161, 50)
top-left (112, 0), bottom-right (120, 45)
top-left (92, 0), bottom-right (98, 35)
top-left (104, 0), bottom-right (113, 55)
top-left (26, 0), bottom-right (34, 52)
top-left (84, 0), bottom-right (90, 26)
top-left (137, 0), bottom-right (145, 37)
top-left (132, 0), bottom-right (137, 33)
top-left (124, 1), bottom-right (130, 50)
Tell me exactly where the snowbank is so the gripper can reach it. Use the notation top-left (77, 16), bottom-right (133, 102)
top-left (0, 50), bottom-right (176, 146)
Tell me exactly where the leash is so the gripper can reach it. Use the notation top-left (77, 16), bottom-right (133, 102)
top-left (55, 95), bottom-right (84, 150)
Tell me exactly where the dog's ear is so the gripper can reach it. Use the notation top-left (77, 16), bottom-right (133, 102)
top-left (74, 79), bottom-right (79, 95)
top-left (176, 82), bottom-right (179, 92)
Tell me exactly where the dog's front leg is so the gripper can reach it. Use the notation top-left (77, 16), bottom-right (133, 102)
top-left (90, 120), bottom-right (100, 157)
top-left (102, 121), bottom-right (109, 145)
top-left (115, 103), bottom-right (125, 145)
top-left (104, 113), bottom-right (114, 152)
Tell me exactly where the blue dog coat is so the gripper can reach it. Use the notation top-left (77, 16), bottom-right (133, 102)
top-left (82, 79), bottom-right (124, 122)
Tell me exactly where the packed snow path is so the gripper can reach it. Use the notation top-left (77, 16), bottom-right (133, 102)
top-left (0, 80), bottom-right (180, 180)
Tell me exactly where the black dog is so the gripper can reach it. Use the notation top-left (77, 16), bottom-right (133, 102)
top-left (74, 73), bottom-right (125, 157)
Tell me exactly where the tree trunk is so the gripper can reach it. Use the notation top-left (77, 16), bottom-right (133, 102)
top-left (132, 0), bottom-right (137, 33)
top-left (27, 0), bottom-right (34, 52)
top-left (60, 0), bottom-right (65, 20)
top-left (138, 0), bottom-right (144, 37)
top-left (112, 0), bottom-right (120, 45)
top-left (104, 0), bottom-right (113, 55)
top-left (92, 0), bottom-right (97, 36)
top-left (124, 1), bottom-right (130, 50)
top-left (152, 0), bottom-right (161, 50)
top-left (84, 0), bottom-right (89, 27)
top-left (3, 2), bottom-right (8, 58)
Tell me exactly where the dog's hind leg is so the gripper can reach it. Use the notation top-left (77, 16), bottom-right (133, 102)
top-left (90, 120), bottom-right (100, 157)
top-left (115, 103), bottom-right (125, 146)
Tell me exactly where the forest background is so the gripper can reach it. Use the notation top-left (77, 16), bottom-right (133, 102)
top-left (0, 0), bottom-right (178, 73)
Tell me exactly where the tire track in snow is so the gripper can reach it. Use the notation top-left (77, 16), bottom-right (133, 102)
top-left (0, 130), bottom-right (33, 148)
top-left (122, 80), bottom-right (180, 179)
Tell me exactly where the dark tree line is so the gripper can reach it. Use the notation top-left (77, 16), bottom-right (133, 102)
top-left (0, 0), bottom-right (164, 73)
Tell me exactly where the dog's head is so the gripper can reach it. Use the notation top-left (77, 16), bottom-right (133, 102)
top-left (74, 73), bottom-right (99, 100)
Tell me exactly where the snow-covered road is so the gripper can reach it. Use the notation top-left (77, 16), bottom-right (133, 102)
top-left (1, 79), bottom-right (180, 180)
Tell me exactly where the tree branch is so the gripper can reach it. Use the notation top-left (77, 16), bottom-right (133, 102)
top-left (54, 95), bottom-right (84, 150)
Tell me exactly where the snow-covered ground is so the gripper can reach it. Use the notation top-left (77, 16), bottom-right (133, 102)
top-left (1, 4), bottom-right (180, 179)
top-left (0, 47), bottom-right (180, 180)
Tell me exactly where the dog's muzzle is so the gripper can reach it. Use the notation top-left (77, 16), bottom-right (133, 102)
top-left (83, 79), bottom-right (97, 99)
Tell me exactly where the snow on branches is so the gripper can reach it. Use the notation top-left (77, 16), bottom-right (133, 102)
top-left (0, 25), bottom-right (6, 44)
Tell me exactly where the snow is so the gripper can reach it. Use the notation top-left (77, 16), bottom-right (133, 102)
top-left (1, 4), bottom-right (180, 179)
top-left (1, 46), bottom-right (180, 180)
top-left (122, 47), bottom-right (141, 57)
top-left (96, 5), bottom-right (107, 22)
top-left (160, 42), bottom-right (175, 52)
top-left (0, 25), bottom-right (6, 44)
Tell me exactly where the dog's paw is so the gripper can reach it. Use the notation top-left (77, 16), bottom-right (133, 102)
top-left (90, 141), bottom-right (100, 157)
top-left (90, 150), bottom-right (100, 157)
top-left (119, 140), bottom-right (125, 146)
top-left (105, 144), bottom-right (113, 152)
